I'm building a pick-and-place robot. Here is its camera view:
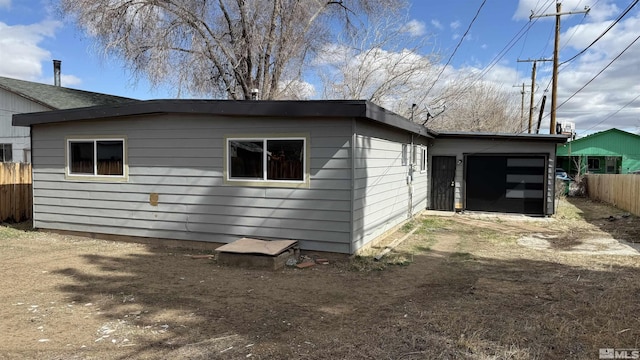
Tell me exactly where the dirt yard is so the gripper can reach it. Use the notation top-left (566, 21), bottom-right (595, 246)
top-left (1, 197), bottom-right (639, 359)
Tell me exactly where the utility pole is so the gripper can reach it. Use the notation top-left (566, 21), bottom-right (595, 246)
top-left (531, 2), bottom-right (590, 134)
top-left (517, 58), bottom-right (552, 133)
top-left (512, 83), bottom-right (528, 132)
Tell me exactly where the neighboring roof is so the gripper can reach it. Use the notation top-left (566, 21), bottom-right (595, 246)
top-left (432, 130), bottom-right (568, 143)
top-left (0, 76), bottom-right (137, 110)
top-left (13, 99), bottom-right (433, 138)
top-left (557, 128), bottom-right (640, 156)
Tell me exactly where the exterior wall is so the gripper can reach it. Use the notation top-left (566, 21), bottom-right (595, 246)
top-left (556, 129), bottom-right (640, 174)
top-left (623, 154), bottom-right (640, 173)
top-left (429, 138), bottom-right (558, 215)
top-left (352, 120), bottom-right (428, 251)
top-left (0, 88), bottom-right (49, 162)
top-left (31, 115), bottom-right (353, 253)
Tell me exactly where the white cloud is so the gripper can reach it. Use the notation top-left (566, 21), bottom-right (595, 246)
top-left (0, 20), bottom-right (62, 80)
top-left (450, 20), bottom-right (461, 30)
top-left (431, 19), bottom-right (443, 30)
top-left (0, 0), bottom-right (10, 10)
top-left (514, 0), bottom-right (618, 22)
top-left (311, 1), bottom-right (640, 133)
top-left (548, 11), bottom-right (640, 133)
top-left (43, 74), bottom-right (83, 87)
top-left (403, 19), bottom-right (426, 37)
top-left (313, 43), bottom-right (354, 67)
top-left (278, 79), bottom-right (315, 100)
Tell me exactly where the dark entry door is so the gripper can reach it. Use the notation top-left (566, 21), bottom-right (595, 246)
top-left (431, 156), bottom-right (456, 211)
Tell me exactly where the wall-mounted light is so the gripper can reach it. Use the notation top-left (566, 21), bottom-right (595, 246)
top-left (457, 159), bottom-right (463, 165)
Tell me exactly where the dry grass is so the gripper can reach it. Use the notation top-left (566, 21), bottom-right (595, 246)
top-left (1, 198), bottom-right (639, 359)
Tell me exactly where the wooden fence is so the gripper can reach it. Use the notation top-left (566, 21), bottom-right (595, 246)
top-left (586, 174), bottom-right (640, 216)
top-left (0, 163), bottom-right (32, 222)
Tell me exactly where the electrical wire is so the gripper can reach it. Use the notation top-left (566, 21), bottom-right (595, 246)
top-left (558, 1), bottom-right (588, 54)
top-left (557, 33), bottom-right (640, 110)
top-left (578, 93), bottom-right (640, 134)
top-left (560, 0), bottom-right (639, 66)
top-left (422, 0), bottom-right (487, 100)
top-left (441, 1), bottom-right (556, 108)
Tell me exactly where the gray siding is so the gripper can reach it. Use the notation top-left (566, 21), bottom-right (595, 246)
top-left (31, 115), bottom-right (353, 253)
top-left (0, 88), bottom-right (49, 162)
top-left (352, 120), bottom-right (428, 250)
top-left (429, 138), bottom-right (557, 215)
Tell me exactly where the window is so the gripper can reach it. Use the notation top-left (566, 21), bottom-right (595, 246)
top-left (0, 144), bottom-right (12, 162)
top-left (420, 147), bottom-right (427, 172)
top-left (587, 158), bottom-right (600, 171)
top-left (66, 138), bottom-right (126, 179)
top-left (227, 136), bottom-right (307, 185)
top-left (605, 157), bottom-right (617, 173)
top-left (412, 145), bottom-right (418, 165)
top-left (401, 144), bottom-right (408, 166)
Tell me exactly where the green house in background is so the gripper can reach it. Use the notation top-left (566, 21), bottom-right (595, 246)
top-left (556, 128), bottom-right (640, 176)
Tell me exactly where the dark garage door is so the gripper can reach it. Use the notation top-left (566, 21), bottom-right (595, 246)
top-left (465, 155), bottom-right (546, 215)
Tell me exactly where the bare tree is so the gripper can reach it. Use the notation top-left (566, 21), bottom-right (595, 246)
top-left (317, 13), bottom-right (440, 120)
top-left (60, 0), bottom-right (406, 99)
top-left (426, 81), bottom-right (521, 133)
top-left (316, 16), bottom-right (520, 133)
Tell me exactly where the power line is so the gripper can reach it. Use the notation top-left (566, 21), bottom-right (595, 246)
top-left (535, 34), bottom-right (640, 131)
top-left (560, 0), bottom-right (639, 66)
top-left (443, 1), bottom-right (556, 107)
top-left (578, 93), bottom-right (640, 134)
top-left (557, 33), bottom-right (640, 110)
top-left (422, 0), bottom-right (487, 100)
top-left (558, 1), bottom-right (588, 54)
top-left (535, 0), bottom-right (627, 121)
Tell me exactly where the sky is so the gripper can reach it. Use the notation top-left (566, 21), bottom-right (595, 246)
top-left (0, 0), bottom-right (638, 136)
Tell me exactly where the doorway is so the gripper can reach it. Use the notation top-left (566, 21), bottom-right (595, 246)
top-left (431, 156), bottom-right (456, 211)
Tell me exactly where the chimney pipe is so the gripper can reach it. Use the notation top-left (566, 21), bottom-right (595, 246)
top-left (53, 60), bottom-right (61, 87)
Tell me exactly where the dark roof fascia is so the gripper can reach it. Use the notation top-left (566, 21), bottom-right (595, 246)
top-left (364, 101), bottom-right (432, 138)
top-left (434, 131), bottom-right (569, 143)
top-left (13, 99), bottom-right (433, 138)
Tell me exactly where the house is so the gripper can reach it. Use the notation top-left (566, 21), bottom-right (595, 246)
top-left (556, 128), bottom-right (640, 175)
top-left (0, 73), bottom-right (135, 163)
top-left (428, 131), bottom-right (566, 215)
top-left (13, 100), bottom-right (567, 254)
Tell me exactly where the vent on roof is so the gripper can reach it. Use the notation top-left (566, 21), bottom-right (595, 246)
top-left (53, 60), bottom-right (61, 87)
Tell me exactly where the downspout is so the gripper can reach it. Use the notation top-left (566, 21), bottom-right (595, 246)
top-left (349, 118), bottom-right (356, 255)
top-left (408, 134), bottom-right (414, 219)
top-left (29, 124), bottom-right (35, 225)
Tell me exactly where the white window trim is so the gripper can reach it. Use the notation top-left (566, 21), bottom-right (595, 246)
top-left (224, 134), bottom-right (310, 188)
top-left (65, 136), bottom-right (128, 182)
top-left (401, 144), bottom-right (408, 166)
top-left (420, 146), bottom-right (427, 173)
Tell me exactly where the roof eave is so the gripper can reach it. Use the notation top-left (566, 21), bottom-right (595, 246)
top-left (435, 131), bottom-right (569, 143)
top-left (13, 99), bottom-right (433, 138)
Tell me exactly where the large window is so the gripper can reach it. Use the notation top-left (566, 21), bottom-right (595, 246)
top-left (420, 147), bottom-right (427, 172)
top-left (227, 136), bottom-right (307, 185)
top-left (0, 144), bottom-right (12, 162)
top-left (587, 158), bottom-right (600, 171)
top-left (67, 138), bottom-right (126, 179)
